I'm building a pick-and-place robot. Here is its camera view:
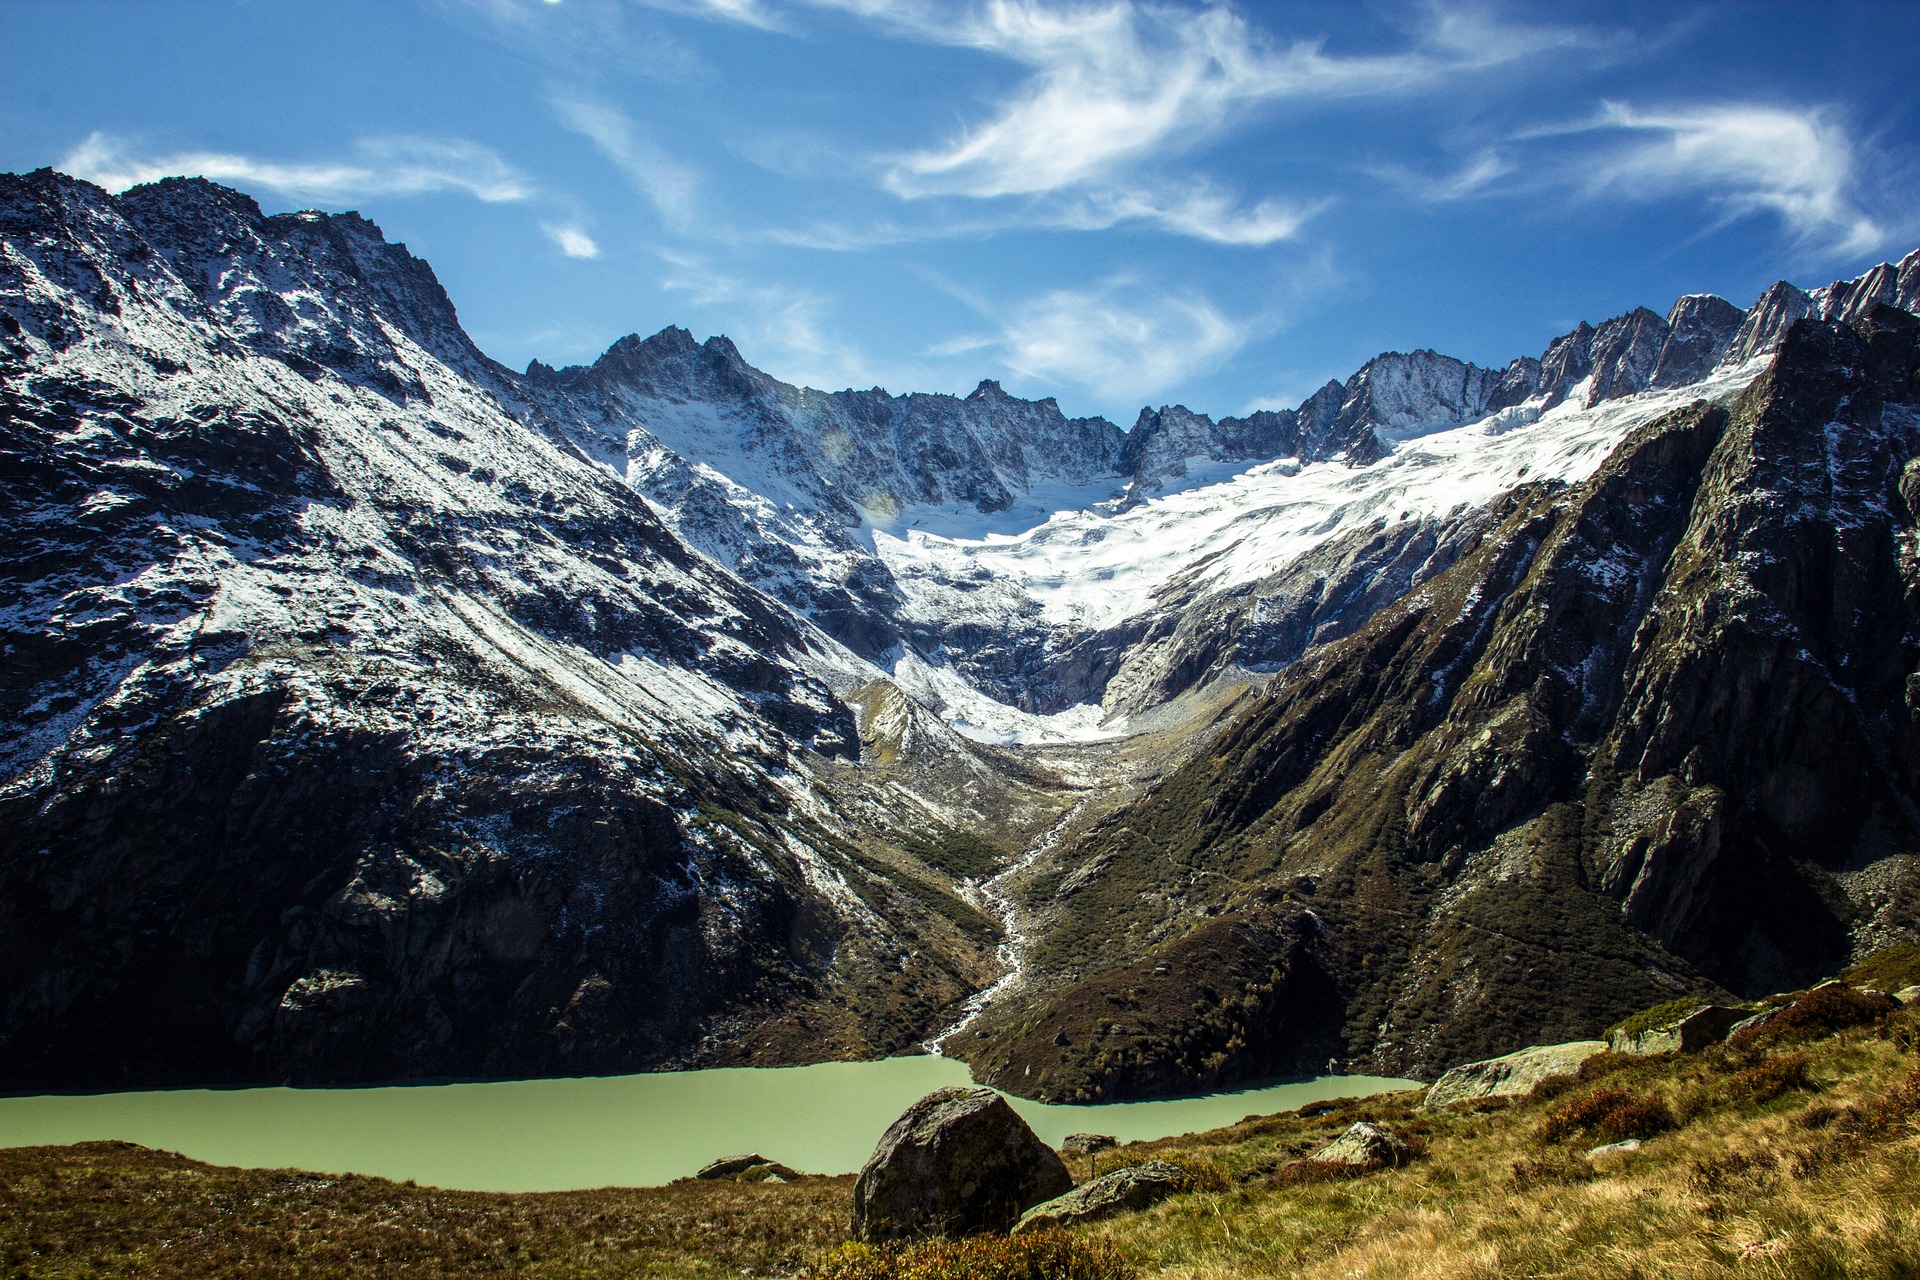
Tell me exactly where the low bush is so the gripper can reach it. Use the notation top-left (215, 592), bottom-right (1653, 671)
top-left (1841, 1063), bottom-right (1920, 1138)
top-left (1720, 1053), bottom-right (1816, 1108)
top-left (812, 1230), bottom-right (1131, 1280)
top-left (1687, 1149), bottom-right (1777, 1196)
top-left (1842, 941), bottom-right (1920, 993)
top-left (1729, 985), bottom-right (1899, 1050)
top-left (1509, 1151), bottom-right (1598, 1191)
top-left (1572, 1051), bottom-right (1639, 1083)
top-left (1538, 1088), bottom-right (1677, 1144)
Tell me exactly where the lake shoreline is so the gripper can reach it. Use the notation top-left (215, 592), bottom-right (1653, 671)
top-left (0, 1056), bottom-right (1419, 1192)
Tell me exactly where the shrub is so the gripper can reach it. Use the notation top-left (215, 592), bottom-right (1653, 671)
top-left (1509, 1152), bottom-right (1598, 1191)
top-left (1729, 985), bottom-right (1899, 1050)
top-left (812, 1230), bottom-right (1132, 1280)
top-left (1572, 1051), bottom-right (1639, 1083)
top-left (1538, 1088), bottom-right (1677, 1144)
top-left (1525, 1074), bottom-right (1576, 1105)
top-left (1842, 941), bottom-right (1920, 993)
top-left (1720, 1053), bottom-right (1816, 1108)
top-left (1687, 1149), bottom-right (1776, 1196)
top-left (1842, 1064), bottom-right (1920, 1139)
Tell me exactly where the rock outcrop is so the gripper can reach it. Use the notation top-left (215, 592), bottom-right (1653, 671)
top-left (851, 1087), bottom-right (1072, 1242)
top-left (1424, 1042), bottom-right (1609, 1111)
top-left (694, 1154), bottom-right (800, 1181)
top-left (1608, 1005), bottom-right (1749, 1056)
top-left (1012, 1160), bottom-right (1190, 1234)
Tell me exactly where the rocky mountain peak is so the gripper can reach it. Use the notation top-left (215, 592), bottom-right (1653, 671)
top-left (1723, 279), bottom-right (1812, 366)
top-left (1652, 294), bottom-right (1744, 388)
top-left (1538, 320), bottom-right (1597, 408)
top-left (1584, 306), bottom-right (1670, 406)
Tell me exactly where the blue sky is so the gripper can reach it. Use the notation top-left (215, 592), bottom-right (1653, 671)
top-left (5, 0), bottom-right (1918, 423)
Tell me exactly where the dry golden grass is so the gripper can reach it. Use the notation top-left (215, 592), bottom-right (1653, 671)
top-left (0, 1143), bottom-right (853, 1278)
top-left (1085, 1003), bottom-right (1920, 1280)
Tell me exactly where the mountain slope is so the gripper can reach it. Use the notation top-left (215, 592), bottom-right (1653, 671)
top-left (956, 306), bottom-right (1920, 1100)
top-left (0, 169), bottom-right (1015, 1090)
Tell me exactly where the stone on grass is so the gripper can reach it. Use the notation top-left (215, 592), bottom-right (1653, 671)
top-left (1725, 1006), bottom-right (1784, 1042)
top-left (1893, 985), bottom-right (1920, 1005)
top-left (1013, 1160), bottom-right (1190, 1234)
top-left (1306, 1122), bottom-right (1412, 1170)
top-left (694, 1153), bottom-right (799, 1181)
top-left (1586, 1139), bottom-right (1642, 1160)
top-left (1060, 1133), bottom-right (1117, 1157)
top-left (1609, 1005), bottom-right (1749, 1056)
top-left (852, 1086), bottom-right (1073, 1242)
top-left (1424, 1041), bottom-right (1608, 1111)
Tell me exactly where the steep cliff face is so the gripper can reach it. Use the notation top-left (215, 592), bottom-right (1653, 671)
top-left (957, 308), bottom-right (1920, 1100)
top-left (1651, 295), bottom-right (1745, 388)
top-left (0, 170), bottom-right (1005, 1091)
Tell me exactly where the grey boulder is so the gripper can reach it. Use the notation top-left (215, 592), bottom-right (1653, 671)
top-left (1306, 1121), bottom-right (1412, 1170)
top-left (1424, 1040), bottom-right (1608, 1110)
top-left (1013, 1160), bottom-right (1191, 1234)
top-left (852, 1086), bottom-right (1073, 1242)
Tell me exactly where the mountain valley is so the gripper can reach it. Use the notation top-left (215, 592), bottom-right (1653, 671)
top-left (4, 166), bottom-right (1920, 1100)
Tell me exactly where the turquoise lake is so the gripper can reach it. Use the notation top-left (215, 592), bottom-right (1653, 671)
top-left (0, 1056), bottom-right (1421, 1191)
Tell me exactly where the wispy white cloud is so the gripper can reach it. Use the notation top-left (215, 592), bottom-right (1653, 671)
top-left (62, 132), bottom-right (532, 202)
top-left (1064, 181), bottom-right (1324, 244)
top-left (759, 178), bottom-right (1317, 251)
top-left (1563, 101), bottom-right (1885, 255)
top-left (553, 97), bottom-right (702, 228)
top-left (660, 252), bottom-right (882, 390)
top-left (543, 222), bottom-right (601, 256)
top-left (864, 2), bottom-right (1592, 200)
top-left (939, 275), bottom-right (1249, 402)
top-left (668, 0), bottom-right (1596, 244)
top-left (1371, 150), bottom-right (1514, 203)
top-left (641, 0), bottom-right (788, 29)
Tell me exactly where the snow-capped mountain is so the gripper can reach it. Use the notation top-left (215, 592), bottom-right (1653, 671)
top-left (0, 170), bottom-right (1030, 1089)
top-left (5, 164), bottom-right (1919, 1097)
top-left (538, 241), bottom-right (1915, 733)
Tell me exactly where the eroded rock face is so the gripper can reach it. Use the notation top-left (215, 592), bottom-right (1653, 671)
top-left (1424, 1041), bottom-right (1609, 1111)
top-left (851, 1087), bottom-right (1072, 1242)
top-left (1012, 1160), bottom-right (1190, 1234)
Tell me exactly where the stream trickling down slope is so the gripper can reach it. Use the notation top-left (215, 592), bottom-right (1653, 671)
top-left (924, 801), bottom-right (1089, 1054)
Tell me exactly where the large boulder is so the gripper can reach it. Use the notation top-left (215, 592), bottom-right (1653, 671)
top-left (1013, 1160), bottom-right (1190, 1234)
top-left (1423, 1040), bottom-right (1608, 1111)
top-left (1608, 1005), bottom-right (1749, 1056)
top-left (852, 1087), bottom-right (1074, 1242)
top-left (1306, 1121), bottom-right (1412, 1170)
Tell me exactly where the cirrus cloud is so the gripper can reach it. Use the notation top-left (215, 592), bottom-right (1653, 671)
top-left (937, 275), bottom-right (1250, 402)
top-left (62, 132), bottom-right (532, 203)
top-left (1568, 101), bottom-right (1886, 255)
